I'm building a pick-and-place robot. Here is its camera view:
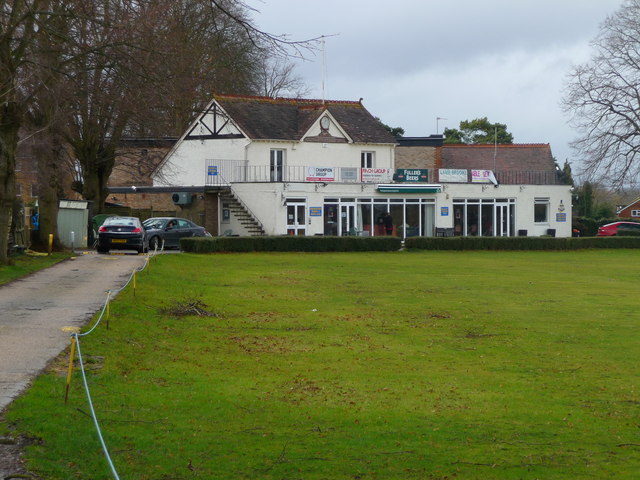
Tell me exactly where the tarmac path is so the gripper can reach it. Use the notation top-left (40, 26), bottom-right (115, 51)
top-left (0, 251), bottom-right (146, 477)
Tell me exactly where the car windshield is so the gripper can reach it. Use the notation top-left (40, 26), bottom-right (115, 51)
top-left (143, 219), bottom-right (167, 229)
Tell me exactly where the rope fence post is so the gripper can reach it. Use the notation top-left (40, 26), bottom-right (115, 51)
top-left (133, 269), bottom-right (137, 297)
top-left (64, 335), bottom-right (77, 404)
top-left (105, 291), bottom-right (111, 330)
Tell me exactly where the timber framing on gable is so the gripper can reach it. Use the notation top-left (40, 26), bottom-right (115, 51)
top-left (185, 102), bottom-right (244, 140)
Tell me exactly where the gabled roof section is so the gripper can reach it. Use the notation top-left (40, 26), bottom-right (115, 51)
top-left (442, 144), bottom-right (556, 171)
top-left (618, 197), bottom-right (640, 213)
top-left (213, 94), bottom-right (397, 144)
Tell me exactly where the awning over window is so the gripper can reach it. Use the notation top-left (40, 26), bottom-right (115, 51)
top-left (376, 184), bottom-right (442, 194)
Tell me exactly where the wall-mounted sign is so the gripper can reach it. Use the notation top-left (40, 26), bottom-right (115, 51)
top-left (439, 169), bottom-right (467, 183)
top-left (309, 207), bottom-right (322, 217)
top-left (556, 213), bottom-right (567, 222)
top-left (361, 168), bottom-right (392, 182)
top-left (207, 166), bottom-right (218, 176)
top-left (394, 169), bottom-right (428, 182)
top-left (471, 169), bottom-right (498, 185)
top-left (441, 206), bottom-right (449, 216)
top-left (306, 167), bottom-right (335, 182)
top-left (341, 168), bottom-right (358, 182)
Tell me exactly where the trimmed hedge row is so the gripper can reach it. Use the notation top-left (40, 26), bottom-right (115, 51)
top-left (181, 235), bottom-right (403, 253)
top-left (404, 236), bottom-right (640, 250)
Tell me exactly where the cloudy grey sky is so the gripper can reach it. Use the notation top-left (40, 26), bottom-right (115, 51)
top-left (254, 0), bottom-right (623, 175)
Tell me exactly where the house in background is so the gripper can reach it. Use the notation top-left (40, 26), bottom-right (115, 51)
top-left (149, 93), bottom-right (572, 238)
top-left (616, 198), bottom-right (640, 219)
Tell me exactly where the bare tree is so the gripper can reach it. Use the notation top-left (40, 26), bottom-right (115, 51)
top-left (563, 0), bottom-right (640, 187)
top-left (255, 57), bottom-right (311, 98)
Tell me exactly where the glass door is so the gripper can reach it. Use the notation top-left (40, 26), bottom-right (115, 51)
top-left (340, 203), bottom-right (357, 235)
top-left (286, 202), bottom-right (306, 235)
top-left (495, 203), bottom-right (510, 236)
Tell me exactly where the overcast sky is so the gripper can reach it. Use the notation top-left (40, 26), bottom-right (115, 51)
top-left (254, 0), bottom-right (623, 176)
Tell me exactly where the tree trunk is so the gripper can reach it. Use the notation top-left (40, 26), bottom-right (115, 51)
top-left (0, 101), bottom-right (20, 264)
top-left (34, 135), bottom-right (65, 249)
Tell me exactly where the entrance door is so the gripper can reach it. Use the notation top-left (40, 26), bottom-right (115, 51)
top-left (340, 203), bottom-right (357, 235)
top-left (495, 203), bottom-right (510, 236)
top-left (286, 202), bottom-right (306, 235)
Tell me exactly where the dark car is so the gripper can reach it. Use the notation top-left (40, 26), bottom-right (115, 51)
top-left (143, 217), bottom-right (211, 250)
top-left (596, 221), bottom-right (640, 236)
top-left (97, 216), bottom-right (148, 254)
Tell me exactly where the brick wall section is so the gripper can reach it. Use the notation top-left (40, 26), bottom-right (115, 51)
top-left (395, 146), bottom-right (439, 169)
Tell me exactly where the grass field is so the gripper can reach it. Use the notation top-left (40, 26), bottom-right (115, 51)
top-left (0, 252), bottom-right (71, 286)
top-left (3, 250), bottom-right (640, 479)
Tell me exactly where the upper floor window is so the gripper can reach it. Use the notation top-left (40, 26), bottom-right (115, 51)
top-left (534, 198), bottom-right (549, 223)
top-left (270, 149), bottom-right (285, 182)
top-left (31, 183), bottom-right (39, 198)
top-left (16, 183), bottom-right (21, 197)
top-left (361, 151), bottom-right (375, 168)
top-left (631, 209), bottom-right (640, 217)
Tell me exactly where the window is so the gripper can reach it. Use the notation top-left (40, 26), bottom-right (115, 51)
top-left (631, 209), bottom-right (640, 217)
top-left (31, 183), bottom-right (39, 198)
top-left (16, 183), bottom-right (21, 197)
top-left (361, 151), bottom-right (375, 168)
top-left (270, 149), bottom-right (284, 182)
top-left (534, 198), bottom-right (549, 223)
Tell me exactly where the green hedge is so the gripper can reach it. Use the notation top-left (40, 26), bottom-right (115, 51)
top-left (181, 236), bottom-right (403, 253)
top-left (404, 236), bottom-right (640, 250)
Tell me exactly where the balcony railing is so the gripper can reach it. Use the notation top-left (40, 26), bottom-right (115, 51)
top-left (204, 160), bottom-right (564, 186)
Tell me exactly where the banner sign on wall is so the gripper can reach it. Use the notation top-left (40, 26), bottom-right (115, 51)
top-left (438, 169), bottom-right (467, 182)
top-left (361, 168), bottom-right (392, 182)
top-left (393, 169), bottom-right (428, 182)
top-left (471, 169), bottom-right (498, 185)
top-left (306, 167), bottom-right (335, 182)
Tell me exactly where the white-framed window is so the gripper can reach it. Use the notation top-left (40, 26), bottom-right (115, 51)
top-left (270, 149), bottom-right (285, 182)
top-left (361, 151), bottom-right (375, 168)
top-left (16, 183), bottom-right (21, 197)
top-left (631, 209), bottom-right (640, 217)
top-left (534, 198), bottom-right (549, 223)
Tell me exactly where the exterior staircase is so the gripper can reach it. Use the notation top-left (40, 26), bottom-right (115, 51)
top-left (220, 188), bottom-right (266, 236)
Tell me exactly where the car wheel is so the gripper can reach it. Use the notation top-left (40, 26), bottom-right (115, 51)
top-left (149, 236), bottom-right (161, 250)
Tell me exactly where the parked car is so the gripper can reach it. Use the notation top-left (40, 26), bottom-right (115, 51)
top-left (97, 216), bottom-right (148, 254)
top-left (143, 217), bottom-right (211, 250)
top-left (596, 221), bottom-right (640, 236)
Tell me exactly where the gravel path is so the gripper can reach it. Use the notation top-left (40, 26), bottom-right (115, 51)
top-left (0, 251), bottom-right (146, 478)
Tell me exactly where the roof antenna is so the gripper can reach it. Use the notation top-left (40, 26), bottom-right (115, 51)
top-left (493, 125), bottom-right (498, 172)
top-left (320, 33), bottom-right (339, 104)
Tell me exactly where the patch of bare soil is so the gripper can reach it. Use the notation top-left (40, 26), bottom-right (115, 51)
top-left (0, 429), bottom-right (38, 479)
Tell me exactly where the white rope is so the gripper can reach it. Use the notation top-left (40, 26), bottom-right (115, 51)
top-left (73, 334), bottom-right (121, 480)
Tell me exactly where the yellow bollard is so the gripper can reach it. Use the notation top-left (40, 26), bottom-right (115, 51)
top-left (64, 336), bottom-right (77, 404)
top-left (48, 234), bottom-right (54, 255)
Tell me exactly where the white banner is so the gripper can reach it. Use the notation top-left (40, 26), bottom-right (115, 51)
top-left (306, 167), bottom-right (335, 182)
top-left (439, 169), bottom-right (467, 182)
top-left (361, 168), bottom-right (392, 182)
top-left (471, 169), bottom-right (498, 185)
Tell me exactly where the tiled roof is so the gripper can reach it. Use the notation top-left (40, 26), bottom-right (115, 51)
top-left (442, 144), bottom-right (556, 171)
top-left (213, 94), bottom-right (396, 144)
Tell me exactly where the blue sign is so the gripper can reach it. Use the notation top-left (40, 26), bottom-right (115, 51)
top-left (441, 207), bottom-right (449, 216)
top-left (208, 166), bottom-right (218, 176)
top-left (309, 207), bottom-right (322, 217)
top-left (556, 213), bottom-right (567, 222)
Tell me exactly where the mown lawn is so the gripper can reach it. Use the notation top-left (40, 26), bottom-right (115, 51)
top-left (3, 250), bottom-right (640, 479)
top-left (0, 252), bottom-right (71, 286)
